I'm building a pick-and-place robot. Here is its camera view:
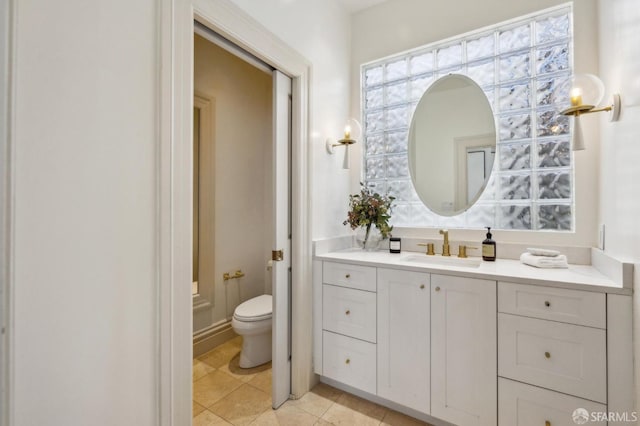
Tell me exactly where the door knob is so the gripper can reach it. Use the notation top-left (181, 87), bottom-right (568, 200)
top-left (435, 286), bottom-right (441, 292)
top-left (345, 310), bottom-right (350, 315)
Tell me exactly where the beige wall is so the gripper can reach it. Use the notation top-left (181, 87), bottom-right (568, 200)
top-left (350, 0), bottom-right (601, 247)
top-left (597, 0), bottom-right (640, 412)
top-left (193, 34), bottom-right (273, 332)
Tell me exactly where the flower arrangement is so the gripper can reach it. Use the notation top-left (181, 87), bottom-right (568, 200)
top-left (343, 183), bottom-right (395, 249)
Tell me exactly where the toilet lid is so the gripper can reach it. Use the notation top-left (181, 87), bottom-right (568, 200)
top-left (234, 294), bottom-right (272, 322)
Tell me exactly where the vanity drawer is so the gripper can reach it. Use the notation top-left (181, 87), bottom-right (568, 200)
top-left (498, 313), bottom-right (607, 403)
top-left (498, 282), bottom-right (605, 328)
top-left (323, 331), bottom-right (376, 394)
top-left (323, 261), bottom-right (376, 292)
top-left (323, 284), bottom-right (376, 343)
top-left (499, 378), bottom-right (607, 426)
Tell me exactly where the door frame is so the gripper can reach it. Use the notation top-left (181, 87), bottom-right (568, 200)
top-left (159, 1), bottom-right (313, 424)
top-left (0, 1), bottom-right (14, 425)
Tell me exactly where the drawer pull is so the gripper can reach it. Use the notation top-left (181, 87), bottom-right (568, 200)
top-left (545, 300), bottom-right (551, 307)
top-left (545, 421), bottom-right (551, 426)
top-left (345, 310), bottom-right (350, 315)
top-left (435, 286), bottom-right (441, 292)
top-left (545, 351), bottom-right (551, 359)
top-left (345, 358), bottom-right (350, 365)
top-left (420, 284), bottom-right (425, 289)
top-left (345, 274), bottom-right (351, 279)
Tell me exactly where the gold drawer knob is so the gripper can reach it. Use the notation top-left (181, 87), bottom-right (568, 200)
top-left (345, 310), bottom-right (350, 315)
top-left (345, 358), bottom-right (350, 365)
top-left (345, 274), bottom-right (351, 279)
top-left (545, 421), bottom-right (551, 426)
top-left (545, 351), bottom-right (551, 359)
top-left (545, 301), bottom-right (551, 307)
top-left (420, 284), bottom-right (425, 289)
top-left (435, 286), bottom-right (441, 292)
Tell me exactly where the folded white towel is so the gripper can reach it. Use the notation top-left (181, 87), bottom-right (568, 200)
top-left (526, 247), bottom-right (561, 257)
top-left (520, 252), bottom-right (568, 268)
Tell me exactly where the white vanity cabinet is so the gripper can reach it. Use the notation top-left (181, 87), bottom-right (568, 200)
top-left (497, 282), bottom-right (609, 425)
top-left (431, 274), bottom-right (497, 426)
top-left (313, 252), bottom-right (633, 426)
top-left (377, 268), bottom-right (430, 414)
top-left (320, 261), bottom-right (378, 394)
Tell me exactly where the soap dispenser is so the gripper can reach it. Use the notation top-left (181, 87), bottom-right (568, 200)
top-left (482, 227), bottom-right (496, 261)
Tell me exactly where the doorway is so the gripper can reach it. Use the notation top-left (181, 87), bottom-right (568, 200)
top-left (191, 23), bottom-right (292, 421)
top-left (161, 2), bottom-right (313, 423)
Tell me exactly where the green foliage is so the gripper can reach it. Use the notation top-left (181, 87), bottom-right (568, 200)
top-left (343, 183), bottom-right (395, 239)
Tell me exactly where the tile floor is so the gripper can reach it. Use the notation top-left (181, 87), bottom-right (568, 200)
top-left (193, 336), bottom-right (433, 425)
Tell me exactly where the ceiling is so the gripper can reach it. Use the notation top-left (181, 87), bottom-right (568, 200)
top-left (338, 0), bottom-right (388, 14)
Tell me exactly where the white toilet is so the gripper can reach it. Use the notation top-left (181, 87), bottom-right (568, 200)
top-left (231, 294), bottom-right (273, 368)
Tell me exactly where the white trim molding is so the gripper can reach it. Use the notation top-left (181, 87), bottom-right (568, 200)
top-left (160, 0), bottom-right (313, 424)
top-left (1, 0), bottom-right (15, 424)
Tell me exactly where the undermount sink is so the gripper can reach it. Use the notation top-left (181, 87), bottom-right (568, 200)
top-left (403, 254), bottom-right (482, 268)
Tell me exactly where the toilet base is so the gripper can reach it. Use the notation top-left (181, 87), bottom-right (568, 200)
top-left (239, 332), bottom-right (272, 368)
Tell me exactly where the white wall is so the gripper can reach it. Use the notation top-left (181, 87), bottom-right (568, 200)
top-left (597, 0), bottom-right (640, 412)
top-left (193, 35), bottom-right (273, 332)
top-left (11, 1), bottom-right (158, 425)
top-left (350, 0), bottom-right (601, 248)
top-left (8, 0), bottom-right (352, 423)
top-left (229, 0), bottom-right (354, 240)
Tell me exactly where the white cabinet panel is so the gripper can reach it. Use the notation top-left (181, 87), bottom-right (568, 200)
top-left (323, 331), bottom-right (376, 394)
top-left (499, 378), bottom-right (607, 426)
top-left (498, 313), bottom-right (606, 403)
top-left (323, 261), bottom-right (376, 292)
top-left (431, 274), bottom-right (497, 426)
top-left (323, 284), bottom-right (377, 343)
top-left (377, 268), bottom-right (430, 414)
top-left (498, 282), bottom-right (606, 328)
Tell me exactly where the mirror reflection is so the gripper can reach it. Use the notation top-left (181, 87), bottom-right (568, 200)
top-left (408, 74), bottom-right (496, 216)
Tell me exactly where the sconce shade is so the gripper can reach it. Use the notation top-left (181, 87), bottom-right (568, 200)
top-left (571, 74), bottom-right (605, 107)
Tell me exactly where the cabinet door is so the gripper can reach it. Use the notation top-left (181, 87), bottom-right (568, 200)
top-left (431, 274), bottom-right (497, 426)
top-left (377, 268), bottom-right (430, 414)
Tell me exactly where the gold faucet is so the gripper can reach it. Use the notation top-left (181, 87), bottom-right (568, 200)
top-left (417, 243), bottom-right (435, 255)
top-left (439, 229), bottom-right (450, 256)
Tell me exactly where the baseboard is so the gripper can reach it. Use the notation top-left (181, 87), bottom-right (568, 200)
top-left (193, 320), bottom-right (237, 358)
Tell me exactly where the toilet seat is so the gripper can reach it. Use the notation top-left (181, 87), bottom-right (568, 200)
top-left (233, 294), bottom-right (272, 322)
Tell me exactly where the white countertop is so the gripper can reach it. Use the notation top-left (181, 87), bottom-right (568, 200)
top-left (315, 248), bottom-right (630, 295)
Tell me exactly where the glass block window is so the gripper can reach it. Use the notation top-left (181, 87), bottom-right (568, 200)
top-left (362, 5), bottom-right (573, 231)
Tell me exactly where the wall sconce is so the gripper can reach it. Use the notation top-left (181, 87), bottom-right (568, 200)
top-left (560, 73), bottom-right (621, 151)
top-left (326, 119), bottom-right (361, 169)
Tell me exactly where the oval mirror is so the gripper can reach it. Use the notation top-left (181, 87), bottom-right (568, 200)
top-left (408, 74), bottom-right (496, 216)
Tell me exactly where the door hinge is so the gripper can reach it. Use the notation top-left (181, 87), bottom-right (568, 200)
top-left (272, 249), bottom-right (284, 261)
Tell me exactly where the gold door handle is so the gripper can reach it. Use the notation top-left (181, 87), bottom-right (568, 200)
top-left (545, 421), bottom-right (551, 426)
top-left (345, 310), bottom-right (350, 315)
top-left (545, 351), bottom-right (551, 359)
top-left (435, 286), bottom-right (440, 292)
top-left (345, 358), bottom-right (350, 364)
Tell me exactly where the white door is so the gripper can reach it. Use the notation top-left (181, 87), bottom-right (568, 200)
top-left (431, 274), bottom-right (497, 426)
top-left (271, 70), bottom-right (292, 408)
top-left (377, 268), bottom-right (430, 414)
